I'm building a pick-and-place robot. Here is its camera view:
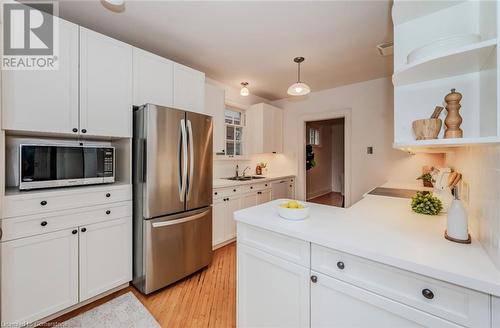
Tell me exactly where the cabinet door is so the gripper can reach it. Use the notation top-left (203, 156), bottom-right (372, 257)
top-left (1, 229), bottom-right (79, 324)
top-left (272, 106), bottom-right (284, 153)
top-left (237, 243), bottom-right (309, 328)
top-left (241, 192), bottom-right (258, 209)
top-left (205, 83), bottom-right (226, 153)
top-left (257, 189), bottom-right (272, 204)
top-left (173, 63), bottom-right (205, 113)
top-left (311, 271), bottom-right (461, 328)
top-left (2, 18), bottom-right (79, 135)
top-left (212, 199), bottom-right (226, 246)
top-left (79, 27), bottom-right (133, 138)
top-left (133, 48), bottom-right (173, 107)
top-left (271, 180), bottom-right (288, 200)
top-left (79, 217), bottom-right (132, 301)
top-left (224, 196), bottom-right (241, 240)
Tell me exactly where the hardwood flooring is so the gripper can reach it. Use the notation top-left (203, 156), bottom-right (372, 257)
top-left (49, 242), bottom-right (236, 328)
top-left (309, 191), bottom-right (344, 207)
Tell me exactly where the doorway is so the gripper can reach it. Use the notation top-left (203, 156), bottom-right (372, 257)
top-left (305, 118), bottom-right (345, 207)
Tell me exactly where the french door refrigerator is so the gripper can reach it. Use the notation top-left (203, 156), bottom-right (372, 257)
top-left (132, 104), bottom-right (213, 294)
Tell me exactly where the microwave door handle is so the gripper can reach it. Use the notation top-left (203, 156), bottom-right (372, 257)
top-left (179, 119), bottom-right (188, 202)
top-left (186, 119), bottom-right (194, 201)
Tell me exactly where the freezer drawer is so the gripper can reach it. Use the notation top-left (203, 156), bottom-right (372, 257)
top-left (142, 207), bottom-right (212, 294)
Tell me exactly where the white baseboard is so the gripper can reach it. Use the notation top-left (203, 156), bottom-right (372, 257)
top-left (213, 238), bottom-right (236, 250)
top-left (306, 188), bottom-right (332, 200)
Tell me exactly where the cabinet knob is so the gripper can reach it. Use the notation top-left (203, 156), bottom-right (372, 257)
top-left (250, 186), bottom-right (253, 189)
top-left (337, 261), bottom-right (345, 270)
top-left (72, 229), bottom-right (78, 235)
top-left (257, 191), bottom-right (262, 195)
top-left (233, 189), bottom-right (236, 192)
top-left (106, 210), bottom-right (111, 215)
top-left (72, 128), bottom-right (78, 133)
top-left (81, 227), bottom-right (87, 233)
top-left (40, 200), bottom-right (47, 206)
top-left (290, 185), bottom-right (293, 187)
top-left (310, 275), bottom-right (318, 283)
top-left (214, 192), bottom-right (218, 195)
top-left (422, 288), bottom-right (434, 300)
top-left (40, 221), bottom-right (48, 227)
top-left (81, 129), bottom-right (87, 133)
top-left (265, 184), bottom-right (268, 187)
top-left (106, 193), bottom-right (111, 198)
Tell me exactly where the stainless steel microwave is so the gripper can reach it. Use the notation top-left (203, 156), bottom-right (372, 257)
top-left (19, 144), bottom-right (115, 190)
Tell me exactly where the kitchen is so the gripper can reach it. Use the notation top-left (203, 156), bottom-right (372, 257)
top-left (1, 1), bottom-right (500, 327)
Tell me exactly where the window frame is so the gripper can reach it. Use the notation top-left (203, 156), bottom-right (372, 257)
top-left (308, 127), bottom-right (321, 147)
top-left (224, 106), bottom-right (246, 157)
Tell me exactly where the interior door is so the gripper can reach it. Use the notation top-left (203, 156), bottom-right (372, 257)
top-left (143, 105), bottom-right (186, 218)
top-left (186, 112), bottom-right (213, 210)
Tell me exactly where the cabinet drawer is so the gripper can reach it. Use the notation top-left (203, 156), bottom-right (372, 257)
top-left (213, 186), bottom-right (241, 199)
top-left (242, 182), bottom-right (271, 193)
top-left (237, 223), bottom-right (309, 267)
top-left (3, 184), bottom-right (131, 218)
top-left (1, 202), bottom-right (132, 242)
top-left (311, 244), bottom-right (489, 328)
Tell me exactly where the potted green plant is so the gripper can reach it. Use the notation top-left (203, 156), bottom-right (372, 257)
top-left (417, 173), bottom-right (433, 188)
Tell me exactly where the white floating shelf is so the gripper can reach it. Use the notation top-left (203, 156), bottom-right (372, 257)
top-left (393, 39), bottom-right (497, 86)
top-left (393, 136), bottom-right (500, 152)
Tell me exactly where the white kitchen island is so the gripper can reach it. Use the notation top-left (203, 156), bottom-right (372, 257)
top-left (234, 196), bottom-right (500, 328)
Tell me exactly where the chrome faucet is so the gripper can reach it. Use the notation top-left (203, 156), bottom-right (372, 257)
top-left (242, 166), bottom-right (251, 177)
top-left (235, 164), bottom-right (239, 177)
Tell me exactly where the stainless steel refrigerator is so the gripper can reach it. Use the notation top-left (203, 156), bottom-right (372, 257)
top-left (132, 104), bottom-right (213, 294)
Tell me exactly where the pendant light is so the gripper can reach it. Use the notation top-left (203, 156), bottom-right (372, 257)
top-left (240, 82), bottom-right (250, 96)
top-left (287, 57), bottom-right (311, 96)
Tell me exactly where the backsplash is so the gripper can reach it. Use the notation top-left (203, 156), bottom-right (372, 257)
top-left (213, 153), bottom-right (294, 179)
top-left (446, 145), bottom-right (500, 269)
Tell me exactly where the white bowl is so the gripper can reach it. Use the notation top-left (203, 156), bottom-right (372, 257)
top-left (407, 34), bottom-right (481, 64)
top-left (278, 202), bottom-right (310, 221)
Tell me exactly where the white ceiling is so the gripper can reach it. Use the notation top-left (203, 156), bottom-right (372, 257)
top-left (57, 0), bottom-right (393, 100)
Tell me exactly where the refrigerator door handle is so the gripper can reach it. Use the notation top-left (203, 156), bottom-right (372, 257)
top-left (179, 119), bottom-right (188, 202)
top-left (186, 119), bottom-right (194, 201)
top-left (151, 209), bottom-right (210, 228)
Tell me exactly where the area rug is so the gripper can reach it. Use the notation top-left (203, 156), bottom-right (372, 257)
top-left (56, 292), bottom-right (160, 328)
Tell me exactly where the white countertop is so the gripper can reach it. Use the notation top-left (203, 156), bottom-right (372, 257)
top-left (213, 174), bottom-right (295, 188)
top-left (234, 195), bottom-right (500, 296)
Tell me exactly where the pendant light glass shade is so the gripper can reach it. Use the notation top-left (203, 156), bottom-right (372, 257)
top-left (287, 57), bottom-right (311, 96)
top-left (287, 82), bottom-right (311, 96)
top-left (240, 82), bottom-right (249, 96)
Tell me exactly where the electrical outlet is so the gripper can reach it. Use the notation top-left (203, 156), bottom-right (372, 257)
top-left (462, 180), bottom-right (470, 205)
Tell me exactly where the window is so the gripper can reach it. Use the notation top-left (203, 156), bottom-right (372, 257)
top-left (225, 107), bottom-right (245, 156)
top-left (308, 127), bottom-right (320, 146)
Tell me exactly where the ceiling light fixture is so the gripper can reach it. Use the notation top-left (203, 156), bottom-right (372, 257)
top-left (287, 57), bottom-right (311, 96)
top-left (240, 82), bottom-right (249, 96)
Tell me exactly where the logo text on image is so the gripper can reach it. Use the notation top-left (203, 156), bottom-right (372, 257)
top-left (2, 1), bottom-right (59, 70)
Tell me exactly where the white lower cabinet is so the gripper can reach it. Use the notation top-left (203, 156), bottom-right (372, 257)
top-left (237, 243), bottom-right (310, 328)
top-left (1, 228), bottom-right (79, 324)
top-left (79, 218), bottom-right (132, 301)
top-left (212, 196), bottom-right (241, 247)
top-left (311, 271), bottom-right (461, 328)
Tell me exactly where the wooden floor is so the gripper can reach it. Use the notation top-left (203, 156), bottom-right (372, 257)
top-left (309, 191), bottom-right (344, 207)
top-left (50, 242), bottom-right (236, 328)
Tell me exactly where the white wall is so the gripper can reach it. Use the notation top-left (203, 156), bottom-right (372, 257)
top-left (273, 77), bottom-right (444, 203)
top-left (445, 145), bottom-right (500, 270)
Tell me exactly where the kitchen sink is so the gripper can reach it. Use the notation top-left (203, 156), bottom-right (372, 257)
top-left (224, 176), bottom-right (266, 181)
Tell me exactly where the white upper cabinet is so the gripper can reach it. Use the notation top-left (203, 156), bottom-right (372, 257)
top-left (247, 103), bottom-right (284, 154)
top-left (205, 83), bottom-right (226, 153)
top-left (79, 27), bottom-right (133, 138)
top-left (173, 63), bottom-right (205, 113)
top-left (1, 18), bottom-right (79, 135)
top-left (133, 48), bottom-right (174, 107)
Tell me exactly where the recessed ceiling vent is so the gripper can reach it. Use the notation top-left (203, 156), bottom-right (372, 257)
top-left (377, 41), bottom-right (393, 56)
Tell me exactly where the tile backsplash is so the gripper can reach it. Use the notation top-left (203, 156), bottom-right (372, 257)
top-left (446, 145), bottom-right (500, 269)
top-left (213, 153), bottom-right (294, 179)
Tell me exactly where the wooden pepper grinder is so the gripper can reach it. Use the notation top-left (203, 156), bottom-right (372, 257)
top-left (444, 88), bottom-right (463, 138)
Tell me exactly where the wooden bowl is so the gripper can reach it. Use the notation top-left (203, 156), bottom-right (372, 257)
top-left (412, 119), bottom-right (442, 140)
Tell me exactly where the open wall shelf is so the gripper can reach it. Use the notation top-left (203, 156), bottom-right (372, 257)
top-left (392, 0), bottom-right (500, 152)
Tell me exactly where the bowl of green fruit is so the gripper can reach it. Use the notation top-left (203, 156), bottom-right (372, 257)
top-left (278, 200), bottom-right (309, 220)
